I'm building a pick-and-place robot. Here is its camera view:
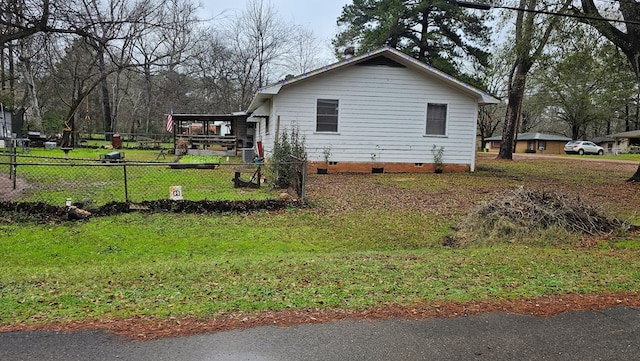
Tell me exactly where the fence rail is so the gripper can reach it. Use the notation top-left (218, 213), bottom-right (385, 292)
top-left (0, 153), bottom-right (306, 207)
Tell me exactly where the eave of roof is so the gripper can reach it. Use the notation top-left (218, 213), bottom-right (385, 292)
top-left (170, 113), bottom-right (248, 121)
top-left (611, 130), bottom-right (640, 138)
top-left (247, 47), bottom-right (500, 113)
top-left (591, 136), bottom-right (615, 143)
top-left (485, 132), bottom-right (571, 141)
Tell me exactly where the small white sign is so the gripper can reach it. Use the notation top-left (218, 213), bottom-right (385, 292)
top-left (169, 186), bottom-right (183, 200)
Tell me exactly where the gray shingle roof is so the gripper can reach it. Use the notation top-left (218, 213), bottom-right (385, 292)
top-left (485, 132), bottom-right (571, 142)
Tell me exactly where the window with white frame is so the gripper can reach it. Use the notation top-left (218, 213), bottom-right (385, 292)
top-left (426, 103), bottom-right (447, 136)
top-left (316, 99), bottom-right (339, 132)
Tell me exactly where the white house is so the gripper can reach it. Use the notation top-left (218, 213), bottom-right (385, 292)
top-left (611, 130), bottom-right (640, 153)
top-left (246, 47), bottom-right (499, 173)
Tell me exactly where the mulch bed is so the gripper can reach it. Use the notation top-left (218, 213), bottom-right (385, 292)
top-left (1, 293), bottom-right (639, 340)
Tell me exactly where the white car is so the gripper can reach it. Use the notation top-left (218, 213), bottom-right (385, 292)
top-left (564, 141), bottom-right (604, 155)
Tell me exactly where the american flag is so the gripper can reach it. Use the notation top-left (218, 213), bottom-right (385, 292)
top-left (166, 109), bottom-right (173, 133)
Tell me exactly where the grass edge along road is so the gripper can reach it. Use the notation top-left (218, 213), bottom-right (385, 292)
top-left (1, 155), bottom-right (640, 333)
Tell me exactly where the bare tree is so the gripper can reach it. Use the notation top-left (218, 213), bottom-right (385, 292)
top-left (285, 26), bottom-right (326, 76)
top-left (17, 34), bottom-right (46, 132)
top-left (223, 0), bottom-right (292, 108)
top-left (497, 0), bottom-right (572, 160)
top-left (128, 0), bottom-right (200, 133)
top-left (1, 0), bottom-right (201, 145)
top-left (0, 0), bottom-right (91, 44)
top-left (243, 0), bottom-right (291, 86)
top-left (46, 37), bottom-right (102, 147)
top-left (77, 0), bottom-right (173, 140)
top-left (477, 44), bottom-right (510, 149)
top-left (191, 28), bottom-right (240, 113)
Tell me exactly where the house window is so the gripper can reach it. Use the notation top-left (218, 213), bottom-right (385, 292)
top-left (265, 116), bottom-right (270, 135)
top-left (426, 103), bottom-right (447, 135)
top-left (317, 99), bottom-right (339, 132)
top-left (538, 140), bottom-right (546, 151)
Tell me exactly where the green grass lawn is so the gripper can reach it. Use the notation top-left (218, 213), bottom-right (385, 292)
top-left (1, 149), bottom-right (270, 204)
top-left (1, 155), bottom-right (640, 326)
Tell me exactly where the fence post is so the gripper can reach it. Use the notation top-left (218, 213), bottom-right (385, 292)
top-left (290, 156), bottom-right (307, 202)
top-left (10, 151), bottom-right (17, 189)
top-left (300, 158), bottom-right (307, 202)
top-left (123, 163), bottom-right (129, 203)
top-left (12, 163), bottom-right (17, 190)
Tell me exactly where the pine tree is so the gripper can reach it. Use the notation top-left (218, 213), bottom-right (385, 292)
top-left (333, 0), bottom-right (491, 85)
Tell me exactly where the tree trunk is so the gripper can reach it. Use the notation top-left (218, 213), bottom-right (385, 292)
top-left (101, 77), bottom-right (112, 140)
top-left (98, 48), bottom-right (113, 140)
top-left (628, 163), bottom-right (640, 182)
top-left (19, 48), bottom-right (43, 132)
top-left (498, 63), bottom-right (528, 160)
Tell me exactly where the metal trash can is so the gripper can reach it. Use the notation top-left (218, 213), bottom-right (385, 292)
top-left (112, 133), bottom-right (122, 149)
top-left (242, 148), bottom-right (255, 163)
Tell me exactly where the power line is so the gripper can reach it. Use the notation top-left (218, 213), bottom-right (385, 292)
top-left (456, 1), bottom-right (640, 25)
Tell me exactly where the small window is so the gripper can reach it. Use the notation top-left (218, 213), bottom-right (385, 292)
top-left (265, 117), bottom-right (270, 135)
top-left (426, 103), bottom-right (447, 136)
top-left (317, 99), bottom-right (339, 132)
top-left (538, 140), bottom-right (546, 151)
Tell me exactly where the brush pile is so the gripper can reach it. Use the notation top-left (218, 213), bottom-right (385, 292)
top-left (472, 187), bottom-right (627, 236)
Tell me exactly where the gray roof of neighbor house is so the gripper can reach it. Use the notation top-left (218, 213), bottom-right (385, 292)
top-left (591, 136), bottom-right (615, 144)
top-left (611, 130), bottom-right (640, 138)
top-left (247, 47), bottom-right (500, 113)
top-left (485, 132), bottom-right (571, 142)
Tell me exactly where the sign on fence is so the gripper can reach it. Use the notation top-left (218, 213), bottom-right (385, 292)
top-left (169, 186), bottom-right (183, 200)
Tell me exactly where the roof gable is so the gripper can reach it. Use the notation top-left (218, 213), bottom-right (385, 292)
top-left (356, 55), bottom-right (406, 68)
top-left (247, 47), bottom-right (499, 113)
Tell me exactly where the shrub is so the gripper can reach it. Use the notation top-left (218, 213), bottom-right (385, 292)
top-left (270, 127), bottom-right (306, 188)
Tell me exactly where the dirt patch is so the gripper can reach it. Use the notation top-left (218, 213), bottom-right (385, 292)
top-left (0, 174), bottom-right (29, 201)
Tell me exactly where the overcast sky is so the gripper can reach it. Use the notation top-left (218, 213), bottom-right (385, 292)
top-left (199, 0), bottom-right (351, 61)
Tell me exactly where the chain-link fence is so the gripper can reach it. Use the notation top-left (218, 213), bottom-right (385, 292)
top-left (0, 152), bottom-right (306, 207)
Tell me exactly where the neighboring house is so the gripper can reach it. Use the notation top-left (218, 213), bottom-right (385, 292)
top-left (591, 136), bottom-right (617, 154)
top-left (246, 47), bottom-right (499, 173)
top-left (485, 132), bottom-right (571, 154)
top-left (611, 130), bottom-right (640, 153)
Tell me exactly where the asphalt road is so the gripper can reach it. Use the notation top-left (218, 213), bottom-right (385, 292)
top-left (1, 306), bottom-right (639, 361)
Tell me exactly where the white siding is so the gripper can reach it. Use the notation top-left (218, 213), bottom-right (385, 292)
top-left (263, 64), bottom-right (479, 166)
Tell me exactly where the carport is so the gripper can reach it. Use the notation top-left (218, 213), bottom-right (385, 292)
top-left (168, 113), bottom-right (252, 155)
